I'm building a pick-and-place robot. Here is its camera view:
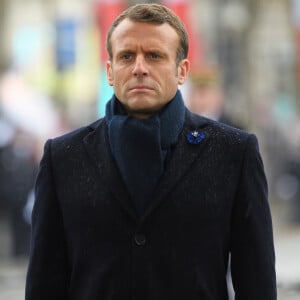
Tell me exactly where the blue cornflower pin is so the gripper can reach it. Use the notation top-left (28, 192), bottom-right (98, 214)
top-left (187, 130), bottom-right (205, 145)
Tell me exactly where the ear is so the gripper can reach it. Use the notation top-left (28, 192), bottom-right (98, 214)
top-left (106, 60), bottom-right (114, 86)
top-left (177, 59), bottom-right (190, 85)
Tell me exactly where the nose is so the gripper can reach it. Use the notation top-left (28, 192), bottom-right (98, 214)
top-left (132, 56), bottom-right (148, 77)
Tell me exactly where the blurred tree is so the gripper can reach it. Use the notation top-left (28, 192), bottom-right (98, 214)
top-left (0, 0), bottom-right (9, 73)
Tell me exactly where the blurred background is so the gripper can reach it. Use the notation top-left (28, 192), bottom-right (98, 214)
top-left (0, 0), bottom-right (299, 299)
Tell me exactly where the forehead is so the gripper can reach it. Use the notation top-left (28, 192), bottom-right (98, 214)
top-left (110, 19), bottom-right (179, 53)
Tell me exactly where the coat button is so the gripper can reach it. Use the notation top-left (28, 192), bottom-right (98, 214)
top-left (134, 233), bottom-right (146, 246)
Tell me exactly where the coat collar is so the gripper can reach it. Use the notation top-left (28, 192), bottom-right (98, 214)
top-left (83, 110), bottom-right (211, 224)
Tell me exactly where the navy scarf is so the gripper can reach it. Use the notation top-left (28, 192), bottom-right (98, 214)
top-left (105, 90), bottom-right (185, 216)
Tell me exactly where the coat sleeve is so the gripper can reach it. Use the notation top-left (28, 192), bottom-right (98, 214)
top-left (230, 134), bottom-right (277, 299)
top-left (25, 140), bottom-right (70, 300)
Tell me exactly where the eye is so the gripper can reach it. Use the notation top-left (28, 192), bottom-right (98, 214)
top-left (120, 53), bottom-right (133, 60)
top-left (148, 53), bottom-right (160, 60)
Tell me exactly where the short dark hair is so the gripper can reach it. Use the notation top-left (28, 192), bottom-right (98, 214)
top-left (106, 3), bottom-right (189, 65)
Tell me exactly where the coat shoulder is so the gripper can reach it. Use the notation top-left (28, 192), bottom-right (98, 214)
top-left (48, 118), bottom-right (105, 155)
top-left (185, 110), bottom-right (253, 147)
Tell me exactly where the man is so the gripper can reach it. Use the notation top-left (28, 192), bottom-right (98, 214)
top-left (25, 4), bottom-right (276, 300)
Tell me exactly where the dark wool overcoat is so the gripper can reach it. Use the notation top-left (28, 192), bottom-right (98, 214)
top-left (25, 109), bottom-right (277, 300)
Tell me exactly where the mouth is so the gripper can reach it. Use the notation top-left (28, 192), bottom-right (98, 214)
top-left (129, 86), bottom-right (154, 92)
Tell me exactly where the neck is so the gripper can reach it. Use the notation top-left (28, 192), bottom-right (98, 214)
top-left (125, 105), bottom-right (167, 120)
top-left (128, 112), bottom-right (155, 120)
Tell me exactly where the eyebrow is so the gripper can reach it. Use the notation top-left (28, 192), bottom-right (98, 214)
top-left (115, 49), bottom-right (134, 56)
top-left (116, 48), bottom-right (168, 57)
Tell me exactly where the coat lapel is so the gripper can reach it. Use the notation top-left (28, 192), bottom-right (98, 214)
top-left (82, 111), bottom-right (211, 224)
top-left (141, 111), bottom-right (211, 221)
top-left (83, 119), bottom-right (138, 222)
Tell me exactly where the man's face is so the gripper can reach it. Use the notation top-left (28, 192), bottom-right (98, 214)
top-left (106, 19), bottom-right (190, 119)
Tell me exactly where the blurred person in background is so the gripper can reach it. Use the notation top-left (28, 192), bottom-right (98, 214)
top-left (25, 3), bottom-right (276, 300)
top-left (0, 124), bottom-right (38, 258)
top-left (0, 118), bottom-right (14, 213)
top-left (275, 140), bottom-right (300, 223)
top-left (186, 66), bottom-right (244, 130)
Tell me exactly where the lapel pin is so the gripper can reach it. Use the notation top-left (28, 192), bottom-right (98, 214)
top-left (187, 130), bottom-right (205, 145)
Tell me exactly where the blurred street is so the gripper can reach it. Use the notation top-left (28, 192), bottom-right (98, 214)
top-left (1, 203), bottom-right (300, 300)
top-left (0, 214), bottom-right (27, 300)
top-left (273, 205), bottom-right (300, 300)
